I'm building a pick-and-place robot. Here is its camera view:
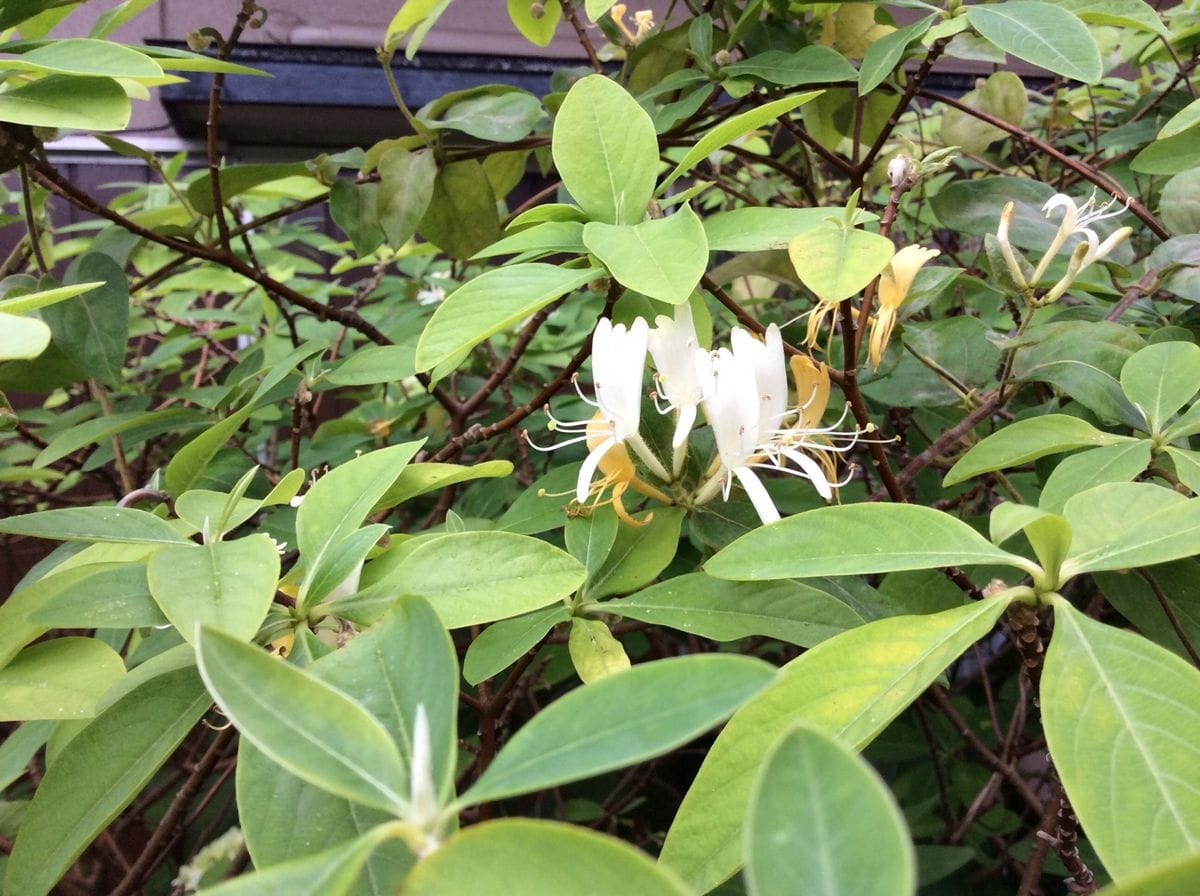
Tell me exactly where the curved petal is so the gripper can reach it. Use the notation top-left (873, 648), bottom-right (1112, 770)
top-left (576, 435), bottom-right (616, 503)
top-left (733, 465), bottom-right (780, 525)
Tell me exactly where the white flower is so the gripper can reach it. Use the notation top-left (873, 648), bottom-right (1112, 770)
top-left (700, 344), bottom-right (781, 524)
top-left (648, 302), bottom-right (708, 448)
top-left (1033, 192), bottom-right (1132, 285)
top-left (535, 317), bottom-right (671, 504)
top-left (696, 335), bottom-right (862, 525)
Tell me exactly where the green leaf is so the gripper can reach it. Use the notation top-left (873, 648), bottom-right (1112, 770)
top-left (1094, 851), bottom-right (1200, 896)
top-left (31, 561), bottom-right (163, 628)
top-left (858, 15), bottom-right (936, 94)
top-left (135, 45), bottom-right (270, 76)
top-left (1056, 0), bottom-right (1169, 36)
top-left (377, 148), bottom-right (436, 248)
top-left (1094, 561), bottom-right (1200, 662)
top-left (1043, 599), bottom-right (1200, 883)
top-left (147, 535), bottom-right (280, 643)
top-left (722, 46), bottom-right (857, 86)
top-left (197, 627), bottom-right (409, 815)
top-left (607, 572), bottom-right (863, 646)
top-left (0, 310), bottom-right (49, 360)
top-left (380, 531), bottom-right (585, 628)
top-left (471, 220), bottom-right (586, 261)
top-left (1120, 341), bottom-right (1200, 434)
top-left (507, 0), bottom-right (562, 46)
top-left (564, 505), bottom-right (619, 580)
top-left (567, 617), bottom-right (630, 683)
top-left (326, 345), bottom-right (415, 386)
top-left (586, 505), bottom-right (685, 599)
top-left (235, 744), bottom-right (414, 896)
top-left (316, 595), bottom-right (459, 799)
top-left (745, 724), bottom-right (916, 896)
top-left (400, 820), bottom-right (691, 895)
top-left (237, 598), bottom-right (450, 889)
top-left (0, 718), bottom-right (53, 791)
top-left (703, 206), bottom-right (874, 252)
top-left (944, 414), bottom-right (1133, 486)
top-left (0, 280), bottom-right (103, 315)
top-left (658, 599), bottom-right (1010, 893)
top-left (1132, 130), bottom-right (1200, 176)
top-left (0, 74), bottom-right (130, 130)
top-left (0, 638), bottom-right (125, 720)
top-left (707, 503), bottom-right (1031, 581)
top-left (0, 506), bottom-right (186, 544)
top-left (40, 253), bottom-right (129, 387)
top-left (1159, 97), bottom-right (1200, 141)
top-left (462, 604), bottom-right (571, 685)
top-left (2, 38), bottom-right (162, 79)
top-left (965, 1), bottom-right (1102, 84)
top-left (459, 653), bottom-right (774, 805)
top-left (583, 204), bottom-right (707, 304)
top-left (330, 179), bottom-right (386, 257)
top-left (3, 666), bottom-right (209, 896)
top-left (296, 441), bottom-right (423, 604)
top-left (1061, 484), bottom-right (1200, 576)
top-left (788, 221), bottom-right (895, 302)
top-left (414, 264), bottom-right (600, 373)
top-left (202, 824), bottom-right (408, 896)
top-left (417, 86), bottom-right (543, 142)
top-left (417, 159), bottom-right (501, 259)
top-left (551, 74), bottom-right (659, 225)
top-left (929, 176), bottom-right (1058, 247)
top-left (188, 162), bottom-right (312, 216)
top-left (0, 0), bottom-right (63, 30)
top-left (375, 459), bottom-right (513, 507)
top-left (1038, 442), bottom-right (1152, 514)
top-left (34, 407), bottom-right (199, 468)
top-left (660, 91), bottom-right (821, 190)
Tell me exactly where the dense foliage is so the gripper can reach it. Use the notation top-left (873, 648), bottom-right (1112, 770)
top-left (2, 0), bottom-right (1200, 893)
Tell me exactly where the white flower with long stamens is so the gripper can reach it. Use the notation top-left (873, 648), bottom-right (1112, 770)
top-left (648, 302), bottom-right (708, 449)
top-left (698, 345), bottom-right (782, 524)
top-left (695, 340), bottom-right (867, 525)
top-left (1032, 191), bottom-right (1132, 284)
top-left (532, 317), bottom-right (671, 504)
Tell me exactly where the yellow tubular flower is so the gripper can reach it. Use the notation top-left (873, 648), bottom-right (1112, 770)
top-left (789, 353), bottom-right (830, 431)
top-left (583, 411), bottom-right (672, 526)
top-left (869, 245), bottom-right (940, 370)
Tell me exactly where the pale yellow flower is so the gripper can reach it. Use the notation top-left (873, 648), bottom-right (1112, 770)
top-left (869, 245), bottom-right (940, 369)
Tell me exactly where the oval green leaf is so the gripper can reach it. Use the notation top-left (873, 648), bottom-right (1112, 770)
top-left (400, 820), bottom-right (691, 895)
top-left (607, 572), bottom-right (863, 646)
top-left (788, 222), bottom-right (895, 302)
top-left (551, 74), bottom-right (659, 225)
top-left (3, 666), bottom-right (209, 896)
top-left (745, 724), bottom-right (917, 896)
top-left (460, 653), bottom-right (774, 806)
top-left (583, 204), bottom-right (707, 304)
top-left (706, 503), bottom-right (1031, 581)
top-left (1120, 341), bottom-right (1200, 434)
top-left (0, 505), bottom-right (186, 544)
top-left (147, 535), bottom-right (280, 643)
top-left (197, 627), bottom-right (409, 815)
top-left (414, 264), bottom-right (601, 373)
top-left (1043, 599), bottom-right (1200, 883)
top-left (0, 637), bottom-right (125, 721)
top-left (383, 531), bottom-right (585, 629)
top-left (965, 1), bottom-right (1102, 84)
top-left (944, 414), bottom-right (1132, 486)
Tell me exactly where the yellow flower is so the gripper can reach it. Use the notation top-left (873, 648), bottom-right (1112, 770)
top-left (869, 245), bottom-right (939, 369)
top-left (581, 411), bottom-right (672, 526)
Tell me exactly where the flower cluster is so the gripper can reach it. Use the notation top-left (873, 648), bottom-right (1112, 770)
top-left (532, 305), bottom-right (868, 526)
top-left (996, 191), bottom-right (1132, 306)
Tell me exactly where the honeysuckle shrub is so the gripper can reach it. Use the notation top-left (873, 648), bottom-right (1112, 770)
top-left (2, 0), bottom-right (1200, 893)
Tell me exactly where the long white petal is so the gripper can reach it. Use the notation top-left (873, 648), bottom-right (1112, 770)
top-left (734, 466), bottom-right (780, 525)
top-left (672, 402), bottom-right (698, 448)
top-left (777, 446), bottom-right (834, 500)
top-left (576, 435), bottom-right (616, 503)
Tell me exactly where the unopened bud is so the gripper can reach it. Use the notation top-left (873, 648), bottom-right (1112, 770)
top-left (887, 154), bottom-right (912, 188)
top-left (530, 2), bottom-right (545, 19)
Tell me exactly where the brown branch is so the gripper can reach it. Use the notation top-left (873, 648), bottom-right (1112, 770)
top-left (460, 297), bottom-right (564, 418)
top-left (1135, 568), bottom-right (1200, 668)
top-left (109, 726), bottom-right (236, 896)
top-left (918, 88), bottom-right (1169, 241)
top-left (562, 0), bottom-right (604, 74)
